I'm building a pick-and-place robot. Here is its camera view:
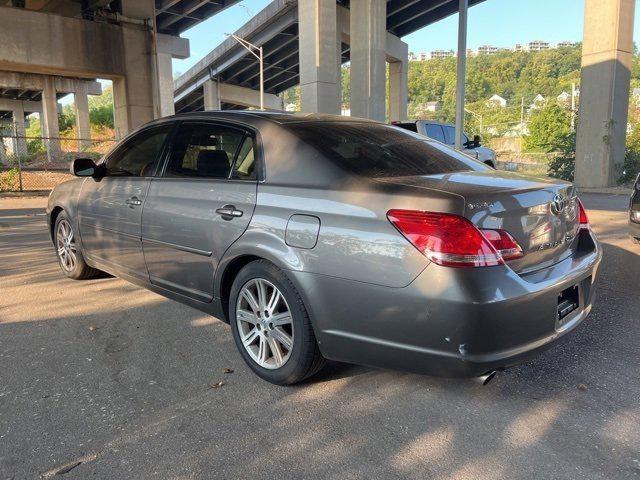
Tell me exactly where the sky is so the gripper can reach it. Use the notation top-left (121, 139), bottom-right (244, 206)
top-left (172, 0), bottom-right (632, 76)
top-left (71, 0), bottom-right (638, 106)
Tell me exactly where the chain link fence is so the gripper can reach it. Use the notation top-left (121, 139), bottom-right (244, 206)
top-left (0, 122), bottom-right (115, 192)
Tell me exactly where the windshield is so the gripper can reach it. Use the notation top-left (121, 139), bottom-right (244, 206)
top-left (287, 122), bottom-right (489, 178)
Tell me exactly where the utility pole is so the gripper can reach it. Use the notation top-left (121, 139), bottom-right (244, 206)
top-left (226, 34), bottom-right (264, 110)
top-left (571, 82), bottom-right (577, 132)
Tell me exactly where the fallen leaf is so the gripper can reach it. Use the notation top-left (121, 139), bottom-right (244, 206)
top-left (210, 381), bottom-right (224, 389)
top-left (223, 368), bottom-right (234, 374)
top-left (578, 383), bottom-right (588, 391)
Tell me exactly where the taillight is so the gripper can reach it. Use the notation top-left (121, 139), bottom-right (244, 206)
top-left (387, 209), bottom-right (523, 268)
top-left (577, 198), bottom-right (589, 229)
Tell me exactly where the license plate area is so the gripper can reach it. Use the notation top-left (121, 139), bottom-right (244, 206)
top-left (556, 285), bottom-right (580, 330)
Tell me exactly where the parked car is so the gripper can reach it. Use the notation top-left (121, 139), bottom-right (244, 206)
top-left (392, 120), bottom-right (497, 167)
top-left (630, 173), bottom-right (640, 243)
top-left (47, 112), bottom-right (602, 385)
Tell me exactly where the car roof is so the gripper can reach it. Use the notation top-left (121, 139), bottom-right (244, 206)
top-left (154, 110), bottom-right (385, 126)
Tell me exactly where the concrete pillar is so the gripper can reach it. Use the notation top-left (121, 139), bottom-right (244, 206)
top-left (203, 79), bottom-right (221, 110)
top-left (41, 77), bottom-right (61, 162)
top-left (350, 0), bottom-right (386, 120)
top-left (298, 0), bottom-right (340, 114)
top-left (575, 0), bottom-right (635, 188)
top-left (155, 34), bottom-right (190, 117)
top-left (336, 7), bottom-right (343, 114)
top-left (12, 104), bottom-right (27, 158)
top-left (112, 29), bottom-right (155, 139)
top-left (388, 48), bottom-right (408, 122)
top-left (111, 0), bottom-right (156, 139)
top-left (74, 83), bottom-right (91, 151)
top-left (156, 52), bottom-right (175, 117)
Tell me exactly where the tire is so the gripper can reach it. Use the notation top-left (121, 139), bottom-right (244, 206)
top-left (53, 211), bottom-right (101, 280)
top-left (229, 260), bottom-right (325, 385)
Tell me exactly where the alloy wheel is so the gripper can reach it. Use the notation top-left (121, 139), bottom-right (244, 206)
top-left (236, 278), bottom-right (294, 370)
top-left (56, 219), bottom-right (77, 272)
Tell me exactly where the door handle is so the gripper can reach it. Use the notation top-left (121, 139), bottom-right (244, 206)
top-left (125, 196), bottom-right (142, 207)
top-left (216, 205), bottom-right (243, 219)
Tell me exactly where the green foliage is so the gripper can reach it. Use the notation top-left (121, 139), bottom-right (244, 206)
top-left (622, 127), bottom-right (640, 184)
top-left (58, 103), bottom-right (76, 132)
top-left (547, 132), bottom-right (576, 181)
top-left (0, 167), bottom-right (19, 192)
top-left (88, 86), bottom-right (114, 129)
top-left (524, 103), bottom-right (572, 152)
top-left (407, 45), bottom-right (582, 130)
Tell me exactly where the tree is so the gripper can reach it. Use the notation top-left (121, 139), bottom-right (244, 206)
top-left (88, 86), bottom-right (114, 129)
top-left (524, 103), bottom-right (571, 152)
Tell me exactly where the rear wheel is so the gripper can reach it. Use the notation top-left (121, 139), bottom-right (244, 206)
top-left (229, 260), bottom-right (325, 385)
top-left (54, 211), bottom-right (100, 280)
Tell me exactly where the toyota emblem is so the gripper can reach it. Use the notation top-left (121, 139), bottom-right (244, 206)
top-left (550, 194), bottom-right (566, 215)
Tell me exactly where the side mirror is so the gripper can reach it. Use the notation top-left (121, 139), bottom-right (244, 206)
top-left (473, 135), bottom-right (482, 148)
top-left (72, 158), bottom-right (100, 177)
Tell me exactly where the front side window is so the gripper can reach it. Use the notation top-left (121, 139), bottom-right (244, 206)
top-left (443, 126), bottom-right (455, 145)
top-left (105, 125), bottom-right (172, 177)
top-left (288, 122), bottom-right (489, 179)
top-left (165, 123), bottom-right (245, 178)
top-left (443, 126), bottom-right (470, 146)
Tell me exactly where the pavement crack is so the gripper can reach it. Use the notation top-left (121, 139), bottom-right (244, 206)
top-left (40, 453), bottom-right (98, 478)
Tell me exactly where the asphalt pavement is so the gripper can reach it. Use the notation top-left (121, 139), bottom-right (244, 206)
top-left (0, 193), bottom-right (638, 480)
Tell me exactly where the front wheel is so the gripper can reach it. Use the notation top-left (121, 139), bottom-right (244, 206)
top-left (229, 260), bottom-right (325, 385)
top-left (54, 211), bottom-right (101, 280)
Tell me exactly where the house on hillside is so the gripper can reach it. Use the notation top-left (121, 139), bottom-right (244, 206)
top-left (557, 91), bottom-right (571, 104)
top-left (487, 94), bottom-right (507, 108)
top-left (425, 101), bottom-right (440, 112)
top-left (529, 94), bottom-right (546, 110)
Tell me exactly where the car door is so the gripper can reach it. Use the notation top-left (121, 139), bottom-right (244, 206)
top-left (141, 121), bottom-right (258, 302)
top-left (77, 124), bottom-right (174, 279)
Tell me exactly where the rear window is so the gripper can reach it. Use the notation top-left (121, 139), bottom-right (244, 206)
top-left (287, 122), bottom-right (488, 178)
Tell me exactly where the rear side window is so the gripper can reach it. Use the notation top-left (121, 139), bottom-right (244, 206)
top-left (287, 122), bottom-right (488, 179)
top-left (425, 124), bottom-right (445, 143)
top-left (231, 136), bottom-right (257, 180)
top-left (165, 123), bottom-right (245, 178)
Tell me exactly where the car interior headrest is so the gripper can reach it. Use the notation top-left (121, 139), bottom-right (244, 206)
top-left (196, 149), bottom-right (229, 177)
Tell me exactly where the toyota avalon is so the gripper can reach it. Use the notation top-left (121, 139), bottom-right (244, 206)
top-left (47, 112), bottom-right (602, 385)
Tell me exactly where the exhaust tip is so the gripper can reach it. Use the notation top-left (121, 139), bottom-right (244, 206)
top-left (476, 370), bottom-right (497, 386)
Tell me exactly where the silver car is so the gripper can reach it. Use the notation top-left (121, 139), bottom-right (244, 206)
top-left (47, 112), bottom-right (602, 385)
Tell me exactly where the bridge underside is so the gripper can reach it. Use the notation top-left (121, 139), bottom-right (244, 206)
top-left (174, 0), bottom-right (485, 114)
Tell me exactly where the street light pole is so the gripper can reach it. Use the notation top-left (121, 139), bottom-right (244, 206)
top-left (454, 0), bottom-right (469, 150)
top-left (226, 34), bottom-right (264, 110)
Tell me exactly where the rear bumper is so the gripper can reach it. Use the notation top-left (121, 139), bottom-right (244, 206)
top-left (290, 229), bottom-right (603, 378)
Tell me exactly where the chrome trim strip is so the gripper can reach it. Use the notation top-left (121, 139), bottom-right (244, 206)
top-left (142, 236), bottom-right (213, 257)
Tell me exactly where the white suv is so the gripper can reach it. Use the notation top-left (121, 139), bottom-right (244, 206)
top-left (393, 120), bottom-right (497, 168)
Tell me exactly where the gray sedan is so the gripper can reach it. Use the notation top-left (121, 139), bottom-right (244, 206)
top-left (46, 112), bottom-right (602, 385)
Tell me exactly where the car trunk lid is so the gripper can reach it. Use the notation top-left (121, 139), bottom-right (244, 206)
top-left (377, 170), bottom-right (580, 273)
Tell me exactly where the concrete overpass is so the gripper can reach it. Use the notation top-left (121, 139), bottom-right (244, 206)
top-left (174, 0), bottom-right (485, 118)
top-left (0, 0), bottom-right (242, 147)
